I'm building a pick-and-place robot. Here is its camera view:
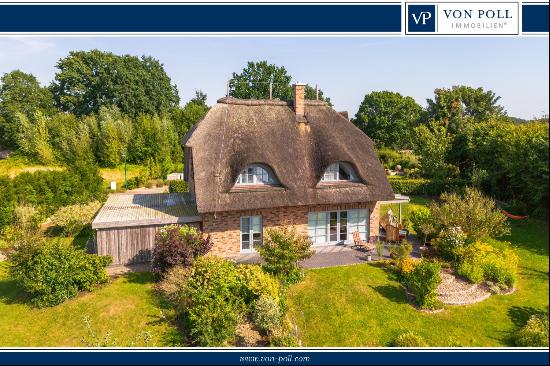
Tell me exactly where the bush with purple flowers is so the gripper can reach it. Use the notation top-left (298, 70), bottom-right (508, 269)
top-left (151, 225), bottom-right (212, 277)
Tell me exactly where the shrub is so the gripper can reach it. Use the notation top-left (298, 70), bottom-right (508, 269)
top-left (457, 259), bottom-right (484, 283)
top-left (388, 240), bottom-right (413, 260)
top-left (151, 225), bottom-right (212, 277)
top-left (392, 331), bottom-right (428, 347)
top-left (375, 240), bottom-right (385, 260)
top-left (9, 240), bottom-right (111, 307)
top-left (397, 257), bottom-right (418, 274)
top-left (184, 256), bottom-right (245, 346)
top-left (514, 313), bottom-right (549, 347)
top-left (433, 227), bottom-right (468, 262)
top-left (236, 264), bottom-right (281, 305)
top-left (155, 265), bottom-right (190, 307)
top-left (50, 201), bottom-right (101, 236)
top-left (269, 319), bottom-right (300, 347)
top-left (257, 226), bottom-right (313, 285)
top-left (481, 249), bottom-right (518, 288)
top-left (389, 178), bottom-right (467, 196)
top-left (409, 207), bottom-right (436, 244)
top-left (168, 180), bottom-right (188, 193)
top-left (252, 295), bottom-right (282, 334)
top-left (402, 259), bottom-right (442, 309)
top-left (430, 188), bottom-right (510, 239)
top-left (455, 241), bottom-right (518, 288)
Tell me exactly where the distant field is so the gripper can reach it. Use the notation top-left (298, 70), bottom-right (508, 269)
top-left (0, 155), bottom-right (64, 178)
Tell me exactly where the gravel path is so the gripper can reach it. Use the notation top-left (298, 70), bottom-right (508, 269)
top-left (437, 269), bottom-right (491, 305)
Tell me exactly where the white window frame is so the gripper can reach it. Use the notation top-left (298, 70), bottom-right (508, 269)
top-left (307, 209), bottom-right (369, 246)
top-left (321, 162), bottom-right (358, 182)
top-left (240, 215), bottom-right (262, 253)
top-left (235, 164), bottom-right (278, 186)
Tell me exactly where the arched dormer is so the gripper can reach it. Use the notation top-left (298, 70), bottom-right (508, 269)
top-left (235, 164), bottom-right (280, 186)
top-left (320, 162), bottom-right (360, 183)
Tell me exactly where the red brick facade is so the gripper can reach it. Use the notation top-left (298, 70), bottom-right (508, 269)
top-left (202, 201), bottom-right (380, 258)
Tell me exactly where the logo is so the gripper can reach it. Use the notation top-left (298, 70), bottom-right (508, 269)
top-left (408, 5), bottom-right (436, 32)
top-left (406, 2), bottom-right (519, 35)
top-left (412, 11), bottom-right (432, 25)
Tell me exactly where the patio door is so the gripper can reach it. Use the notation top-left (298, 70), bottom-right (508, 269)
top-left (308, 211), bottom-right (348, 245)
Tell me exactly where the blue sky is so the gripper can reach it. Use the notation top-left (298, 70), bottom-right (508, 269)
top-left (0, 36), bottom-right (548, 119)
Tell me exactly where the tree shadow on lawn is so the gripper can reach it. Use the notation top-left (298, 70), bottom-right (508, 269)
top-left (370, 284), bottom-right (409, 305)
top-left (123, 271), bottom-right (156, 285)
top-left (507, 305), bottom-right (547, 328)
top-left (0, 276), bottom-right (31, 305)
top-left (519, 266), bottom-right (549, 281)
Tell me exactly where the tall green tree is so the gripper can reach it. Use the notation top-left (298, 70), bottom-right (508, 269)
top-left (16, 111), bottom-right (55, 165)
top-left (426, 86), bottom-right (506, 133)
top-left (50, 50), bottom-right (179, 117)
top-left (172, 91), bottom-right (209, 138)
top-left (228, 61), bottom-right (331, 104)
top-left (96, 106), bottom-right (133, 167)
top-left (413, 121), bottom-right (455, 179)
top-left (0, 70), bottom-right (54, 148)
top-left (353, 91), bottom-right (423, 149)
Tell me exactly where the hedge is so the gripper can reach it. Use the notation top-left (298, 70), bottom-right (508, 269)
top-left (389, 178), bottom-right (468, 196)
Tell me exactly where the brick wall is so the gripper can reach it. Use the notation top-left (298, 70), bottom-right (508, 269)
top-left (202, 201), bottom-right (380, 258)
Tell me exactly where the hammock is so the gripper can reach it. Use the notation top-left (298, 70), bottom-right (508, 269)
top-left (500, 208), bottom-right (528, 220)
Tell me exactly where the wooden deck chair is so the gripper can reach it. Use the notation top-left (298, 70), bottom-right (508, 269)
top-left (352, 231), bottom-right (375, 253)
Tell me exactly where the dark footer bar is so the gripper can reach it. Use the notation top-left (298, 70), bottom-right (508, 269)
top-left (0, 350), bottom-right (548, 366)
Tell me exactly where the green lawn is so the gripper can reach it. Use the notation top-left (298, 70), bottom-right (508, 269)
top-left (0, 197), bottom-right (547, 347)
top-left (0, 264), bottom-right (182, 347)
top-left (286, 218), bottom-right (549, 347)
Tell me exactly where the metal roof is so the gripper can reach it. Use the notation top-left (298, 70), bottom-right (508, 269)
top-left (92, 193), bottom-right (201, 229)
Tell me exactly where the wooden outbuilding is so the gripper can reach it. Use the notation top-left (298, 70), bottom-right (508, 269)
top-left (91, 193), bottom-right (201, 265)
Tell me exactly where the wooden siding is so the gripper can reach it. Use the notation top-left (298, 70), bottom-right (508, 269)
top-left (96, 222), bottom-right (201, 265)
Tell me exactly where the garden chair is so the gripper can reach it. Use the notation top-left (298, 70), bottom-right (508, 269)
top-left (352, 231), bottom-right (375, 253)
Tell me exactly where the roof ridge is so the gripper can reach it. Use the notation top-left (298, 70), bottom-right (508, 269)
top-left (217, 97), bottom-right (328, 107)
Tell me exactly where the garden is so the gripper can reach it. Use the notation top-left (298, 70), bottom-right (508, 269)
top-left (0, 189), bottom-right (548, 347)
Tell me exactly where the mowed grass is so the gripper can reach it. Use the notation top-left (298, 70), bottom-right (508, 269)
top-left (287, 218), bottom-right (549, 347)
top-left (99, 164), bottom-right (145, 189)
top-left (0, 264), bottom-right (183, 347)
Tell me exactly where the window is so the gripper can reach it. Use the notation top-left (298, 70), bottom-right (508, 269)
top-left (348, 209), bottom-right (369, 241)
top-left (321, 162), bottom-right (358, 182)
top-left (308, 209), bottom-right (369, 245)
top-left (241, 216), bottom-right (262, 252)
top-left (308, 212), bottom-right (328, 244)
top-left (235, 164), bottom-right (278, 185)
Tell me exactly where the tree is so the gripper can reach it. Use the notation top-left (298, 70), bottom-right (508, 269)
top-left (172, 93), bottom-right (209, 138)
top-left (0, 70), bottom-right (54, 148)
top-left (413, 120), bottom-right (455, 179)
top-left (430, 187), bottom-right (510, 239)
top-left (426, 86), bottom-right (506, 133)
top-left (16, 111), bottom-right (55, 165)
top-left (228, 61), bottom-right (331, 103)
top-left (96, 106), bottom-right (133, 167)
top-left (353, 91), bottom-right (423, 149)
top-left (50, 49), bottom-right (179, 117)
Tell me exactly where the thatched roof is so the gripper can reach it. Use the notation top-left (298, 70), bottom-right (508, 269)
top-left (183, 97), bottom-right (393, 213)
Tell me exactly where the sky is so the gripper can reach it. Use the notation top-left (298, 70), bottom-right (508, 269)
top-left (0, 36), bottom-right (548, 119)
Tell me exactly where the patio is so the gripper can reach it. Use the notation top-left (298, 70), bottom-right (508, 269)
top-left (236, 239), bottom-right (422, 269)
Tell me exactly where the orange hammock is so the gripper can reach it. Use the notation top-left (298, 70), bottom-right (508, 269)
top-left (500, 208), bottom-right (528, 220)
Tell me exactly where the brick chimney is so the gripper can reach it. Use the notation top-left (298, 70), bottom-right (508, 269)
top-left (293, 83), bottom-right (306, 123)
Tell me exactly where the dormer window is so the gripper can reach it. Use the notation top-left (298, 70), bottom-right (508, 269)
top-left (236, 164), bottom-right (279, 186)
top-left (321, 162), bottom-right (358, 182)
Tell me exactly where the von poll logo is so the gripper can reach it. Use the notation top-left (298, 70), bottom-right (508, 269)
top-left (407, 2), bottom-right (519, 35)
top-left (408, 5), bottom-right (436, 32)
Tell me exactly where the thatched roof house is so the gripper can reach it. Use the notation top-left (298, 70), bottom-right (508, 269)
top-left (182, 83), bottom-right (393, 258)
top-left (92, 83), bottom-right (394, 264)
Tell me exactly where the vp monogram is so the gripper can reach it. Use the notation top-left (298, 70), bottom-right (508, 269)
top-left (412, 11), bottom-right (432, 25)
